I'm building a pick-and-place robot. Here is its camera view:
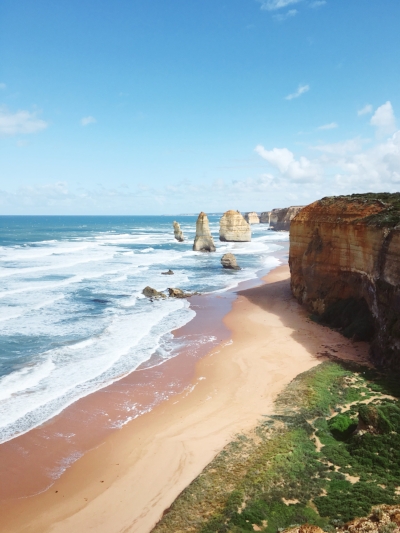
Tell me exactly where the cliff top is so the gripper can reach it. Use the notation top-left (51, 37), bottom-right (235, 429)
top-left (303, 193), bottom-right (400, 228)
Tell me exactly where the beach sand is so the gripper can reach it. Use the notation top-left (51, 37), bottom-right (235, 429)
top-left (0, 265), bottom-right (369, 533)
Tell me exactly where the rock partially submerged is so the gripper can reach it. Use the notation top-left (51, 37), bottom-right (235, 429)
top-left (161, 269), bottom-right (174, 275)
top-left (142, 286), bottom-right (166, 299)
top-left (244, 212), bottom-right (260, 224)
top-left (168, 287), bottom-right (198, 298)
top-left (193, 212), bottom-right (216, 252)
top-left (219, 210), bottom-right (251, 242)
top-left (221, 253), bottom-right (241, 270)
top-left (173, 221), bottom-right (184, 242)
top-left (260, 211), bottom-right (271, 223)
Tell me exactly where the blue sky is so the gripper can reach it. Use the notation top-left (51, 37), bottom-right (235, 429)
top-left (1, 0), bottom-right (400, 214)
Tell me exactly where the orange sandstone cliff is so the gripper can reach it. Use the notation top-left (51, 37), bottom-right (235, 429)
top-left (289, 193), bottom-right (400, 370)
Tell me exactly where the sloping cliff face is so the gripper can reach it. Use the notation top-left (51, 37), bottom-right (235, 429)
top-left (219, 210), bottom-right (251, 242)
top-left (289, 193), bottom-right (400, 369)
top-left (270, 206), bottom-right (305, 231)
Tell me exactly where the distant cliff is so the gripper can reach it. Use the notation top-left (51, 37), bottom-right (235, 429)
top-left (289, 193), bottom-right (400, 370)
top-left (270, 206), bottom-right (304, 231)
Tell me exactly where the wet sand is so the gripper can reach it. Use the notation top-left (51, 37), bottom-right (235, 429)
top-left (0, 264), bottom-right (369, 533)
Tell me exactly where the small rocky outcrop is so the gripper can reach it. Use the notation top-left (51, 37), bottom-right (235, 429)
top-left (260, 211), bottom-right (271, 223)
top-left (269, 206), bottom-right (304, 231)
top-left (161, 269), bottom-right (174, 275)
top-left (168, 288), bottom-right (198, 298)
top-left (221, 253), bottom-right (241, 270)
top-left (219, 210), bottom-right (251, 242)
top-left (142, 286), bottom-right (166, 299)
top-left (173, 221), bottom-right (184, 242)
top-left (193, 212), bottom-right (216, 252)
top-left (244, 212), bottom-right (260, 224)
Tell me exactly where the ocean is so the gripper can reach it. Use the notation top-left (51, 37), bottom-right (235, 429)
top-left (0, 215), bottom-right (288, 444)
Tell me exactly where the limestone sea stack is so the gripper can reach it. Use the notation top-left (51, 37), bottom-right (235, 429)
top-left (244, 212), bottom-right (260, 224)
top-left (173, 221), bottom-right (184, 242)
top-left (289, 193), bottom-right (400, 370)
top-left (193, 212), bottom-right (216, 252)
top-left (221, 253), bottom-right (241, 270)
top-left (219, 210), bottom-right (251, 242)
top-left (269, 206), bottom-right (304, 231)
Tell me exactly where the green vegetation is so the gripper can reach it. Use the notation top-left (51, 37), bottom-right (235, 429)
top-left (321, 192), bottom-right (400, 227)
top-left (151, 362), bottom-right (400, 533)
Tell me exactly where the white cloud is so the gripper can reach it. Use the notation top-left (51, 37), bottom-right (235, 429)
top-left (312, 137), bottom-right (368, 156)
top-left (81, 116), bottom-right (96, 126)
top-left (274, 8), bottom-right (298, 20)
top-left (370, 101), bottom-right (396, 137)
top-left (0, 108), bottom-right (48, 136)
top-left (317, 122), bottom-right (338, 130)
top-left (310, 0), bottom-right (326, 7)
top-left (358, 104), bottom-right (373, 116)
top-left (285, 84), bottom-right (310, 100)
top-left (255, 145), bottom-right (320, 182)
top-left (0, 83), bottom-right (6, 90)
top-left (258, 0), bottom-right (301, 10)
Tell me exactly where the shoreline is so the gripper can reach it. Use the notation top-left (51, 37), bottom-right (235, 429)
top-left (0, 262), bottom-right (369, 533)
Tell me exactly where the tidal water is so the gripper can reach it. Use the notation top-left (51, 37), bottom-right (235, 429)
top-left (0, 215), bottom-right (287, 444)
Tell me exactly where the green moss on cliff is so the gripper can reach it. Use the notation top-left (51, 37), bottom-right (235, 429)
top-left (151, 362), bottom-right (400, 533)
top-left (320, 193), bottom-right (400, 228)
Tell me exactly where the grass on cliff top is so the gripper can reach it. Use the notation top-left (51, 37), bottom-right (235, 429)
top-left (151, 361), bottom-right (400, 533)
top-left (320, 192), bottom-right (400, 228)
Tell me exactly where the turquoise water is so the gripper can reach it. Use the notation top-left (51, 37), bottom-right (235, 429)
top-left (0, 215), bottom-right (287, 443)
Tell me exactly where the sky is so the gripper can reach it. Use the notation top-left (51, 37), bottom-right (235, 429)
top-left (1, 0), bottom-right (400, 215)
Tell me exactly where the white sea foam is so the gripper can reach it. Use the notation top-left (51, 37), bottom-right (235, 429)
top-left (0, 220), bottom-right (287, 443)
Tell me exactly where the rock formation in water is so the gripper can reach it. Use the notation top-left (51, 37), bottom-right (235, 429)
top-left (244, 212), bottom-right (260, 224)
top-left (142, 286), bottom-right (166, 299)
top-left (161, 269), bottom-right (174, 275)
top-left (219, 210), bottom-right (251, 242)
top-left (193, 212), bottom-right (216, 252)
top-left (173, 221), bottom-right (184, 242)
top-left (168, 287), bottom-right (198, 298)
top-left (269, 206), bottom-right (304, 231)
top-left (221, 253), bottom-right (241, 270)
top-left (289, 193), bottom-right (400, 370)
top-left (260, 211), bottom-right (271, 224)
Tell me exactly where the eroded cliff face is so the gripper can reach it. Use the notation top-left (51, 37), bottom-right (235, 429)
top-left (289, 194), bottom-right (400, 369)
top-left (244, 212), bottom-right (260, 224)
top-left (270, 206), bottom-right (305, 231)
top-left (193, 212), bottom-right (216, 252)
top-left (219, 210), bottom-right (251, 242)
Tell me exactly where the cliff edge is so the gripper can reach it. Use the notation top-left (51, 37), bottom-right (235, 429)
top-left (289, 193), bottom-right (400, 370)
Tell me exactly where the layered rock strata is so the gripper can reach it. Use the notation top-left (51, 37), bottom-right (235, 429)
top-left (244, 212), bottom-right (260, 224)
top-left (173, 221), bottom-right (184, 242)
top-left (269, 206), bottom-right (304, 231)
top-left (221, 253), bottom-right (241, 270)
top-left (289, 193), bottom-right (400, 369)
top-left (260, 211), bottom-right (271, 223)
top-left (193, 212), bottom-right (216, 252)
top-left (219, 210), bottom-right (251, 242)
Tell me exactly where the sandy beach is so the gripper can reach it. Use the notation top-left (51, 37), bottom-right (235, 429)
top-left (0, 264), bottom-right (369, 533)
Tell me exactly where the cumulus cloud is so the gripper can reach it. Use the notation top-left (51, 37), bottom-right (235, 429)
top-left (0, 108), bottom-right (48, 136)
top-left (81, 116), bottom-right (96, 126)
top-left (370, 101), bottom-right (396, 137)
top-left (358, 104), bottom-right (373, 116)
top-left (255, 145), bottom-right (319, 182)
top-left (317, 122), bottom-right (338, 130)
top-left (258, 0), bottom-right (301, 10)
top-left (285, 84), bottom-right (310, 100)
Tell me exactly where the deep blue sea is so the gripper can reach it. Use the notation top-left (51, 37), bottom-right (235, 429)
top-left (0, 215), bottom-right (287, 444)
